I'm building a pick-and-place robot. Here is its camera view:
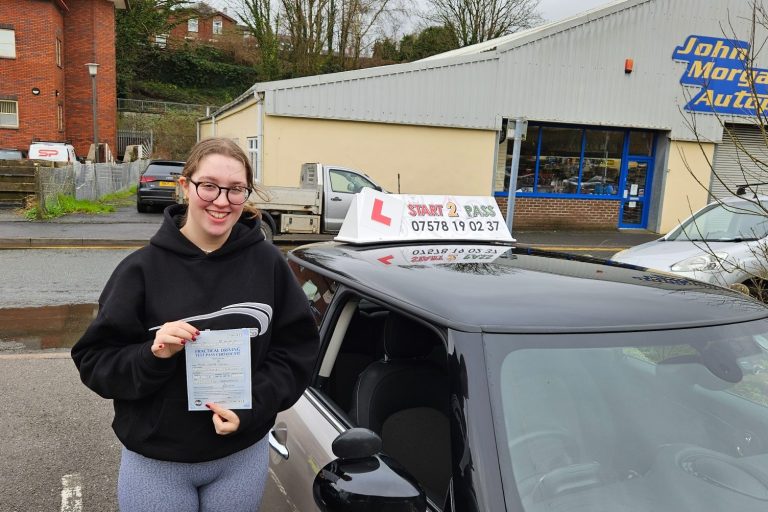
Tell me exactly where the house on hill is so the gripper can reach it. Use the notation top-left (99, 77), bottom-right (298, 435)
top-left (0, 0), bottom-right (127, 159)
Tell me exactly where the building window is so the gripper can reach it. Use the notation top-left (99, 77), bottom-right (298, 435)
top-left (497, 124), bottom-right (655, 198)
top-left (55, 38), bottom-right (62, 67)
top-left (248, 137), bottom-right (261, 182)
top-left (154, 33), bottom-right (168, 48)
top-left (212, 19), bottom-right (223, 35)
top-left (57, 104), bottom-right (64, 131)
top-left (188, 18), bottom-right (198, 32)
top-left (0, 28), bottom-right (16, 59)
top-left (0, 100), bottom-right (19, 128)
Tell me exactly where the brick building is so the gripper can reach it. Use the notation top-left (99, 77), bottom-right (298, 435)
top-left (0, 0), bottom-right (127, 159)
top-left (164, 3), bottom-right (239, 47)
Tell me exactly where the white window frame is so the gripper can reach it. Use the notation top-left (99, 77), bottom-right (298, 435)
top-left (247, 137), bottom-right (261, 183)
top-left (212, 19), bottom-right (223, 35)
top-left (187, 18), bottom-right (198, 33)
top-left (0, 28), bottom-right (16, 59)
top-left (154, 33), bottom-right (168, 48)
top-left (0, 100), bottom-right (19, 128)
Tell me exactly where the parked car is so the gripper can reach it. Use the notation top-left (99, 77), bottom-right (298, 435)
top-left (611, 195), bottom-right (768, 295)
top-left (264, 191), bottom-right (768, 512)
top-left (0, 148), bottom-right (25, 160)
top-left (28, 141), bottom-right (78, 163)
top-left (136, 160), bottom-right (185, 213)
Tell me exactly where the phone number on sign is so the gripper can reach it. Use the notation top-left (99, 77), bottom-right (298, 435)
top-left (411, 220), bottom-right (501, 232)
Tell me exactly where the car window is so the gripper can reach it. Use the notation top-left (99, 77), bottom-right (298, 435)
top-left (144, 164), bottom-right (184, 178)
top-left (667, 201), bottom-right (768, 241)
top-left (485, 321), bottom-right (768, 512)
top-left (287, 260), bottom-right (337, 326)
top-left (314, 294), bottom-right (452, 508)
top-left (329, 169), bottom-right (375, 194)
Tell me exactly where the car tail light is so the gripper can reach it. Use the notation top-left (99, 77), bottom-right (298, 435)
top-left (139, 176), bottom-right (154, 183)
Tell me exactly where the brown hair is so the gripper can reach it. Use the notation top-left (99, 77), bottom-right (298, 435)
top-left (181, 137), bottom-right (263, 219)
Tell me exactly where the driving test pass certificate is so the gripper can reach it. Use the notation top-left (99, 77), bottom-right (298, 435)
top-left (185, 328), bottom-right (252, 411)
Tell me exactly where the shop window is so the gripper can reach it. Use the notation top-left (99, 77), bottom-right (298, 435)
top-left (504, 125), bottom-right (539, 193)
top-left (0, 28), bottom-right (15, 59)
top-left (537, 126), bottom-right (582, 194)
top-left (629, 131), bottom-right (654, 156)
top-left (580, 130), bottom-right (623, 195)
top-left (0, 100), bottom-right (18, 128)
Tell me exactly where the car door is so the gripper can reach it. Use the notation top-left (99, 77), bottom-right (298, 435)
top-left (323, 167), bottom-right (378, 232)
top-left (266, 275), bottom-right (450, 510)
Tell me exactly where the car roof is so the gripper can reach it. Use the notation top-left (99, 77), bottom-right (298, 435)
top-left (148, 160), bottom-right (185, 166)
top-left (288, 241), bottom-right (768, 334)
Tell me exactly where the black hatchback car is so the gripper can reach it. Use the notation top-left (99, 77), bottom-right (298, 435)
top-left (136, 160), bottom-right (184, 213)
top-left (262, 238), bottom-right (768, 512)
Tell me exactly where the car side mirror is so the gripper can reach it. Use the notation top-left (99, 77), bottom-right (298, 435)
top-left (312, 428), bottom-right (427, 512)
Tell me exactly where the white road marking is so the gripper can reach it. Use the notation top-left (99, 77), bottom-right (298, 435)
top-left (61, 473), bottom-right (83, 512)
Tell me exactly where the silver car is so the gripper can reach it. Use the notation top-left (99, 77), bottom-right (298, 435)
top-left (612, 196), bottom-right (768, 295)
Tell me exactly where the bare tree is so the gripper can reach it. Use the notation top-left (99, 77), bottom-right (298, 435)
top-left (423, 0), bottom-right (542, 47)
top-left (675, 1), bottom-right (768, 300)
top-left (236, 0), bottom-right (283, 79)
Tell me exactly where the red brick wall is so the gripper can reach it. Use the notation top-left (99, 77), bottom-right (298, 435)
top-left (0, 0), bottom-right (64, 150)
top-left (495, 196), bottom-right (621, 230)
top-left (0, 0), bottom-right (117, 158)
top-left (168, 12), bottom-right (238, 43)
top-left (64, 0), bottom-right (117, 157)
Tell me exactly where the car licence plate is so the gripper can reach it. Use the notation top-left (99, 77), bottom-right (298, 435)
top-left (159, 181), bottom-right (175, 187)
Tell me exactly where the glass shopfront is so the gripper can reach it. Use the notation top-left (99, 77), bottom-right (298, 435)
top-left (497, 123), bottom-right (657, 228)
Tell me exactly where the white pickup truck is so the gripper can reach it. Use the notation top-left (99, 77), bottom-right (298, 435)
top-left (251, 163), bottom-right (384, 241)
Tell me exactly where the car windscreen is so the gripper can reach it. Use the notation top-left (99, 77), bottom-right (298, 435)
top-left (485, 320), bottom-right (768, 512)
top-left (666, 201), bottom-right (768, 241)
top-left (143, 164), bottom-right (182, 178)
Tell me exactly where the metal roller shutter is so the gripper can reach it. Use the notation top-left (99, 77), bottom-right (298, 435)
top-left (711, 124), bottom-right (768, 199)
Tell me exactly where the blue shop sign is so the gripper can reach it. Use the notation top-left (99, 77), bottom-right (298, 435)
top-left (673, 35), bottom-right (768, 116)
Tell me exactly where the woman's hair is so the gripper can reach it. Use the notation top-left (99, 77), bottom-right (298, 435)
top-left (181, 137), bottom-right (262, 219)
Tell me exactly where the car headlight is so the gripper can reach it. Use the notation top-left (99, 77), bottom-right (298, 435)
top-left (670, 252), bottom-right (729, 272)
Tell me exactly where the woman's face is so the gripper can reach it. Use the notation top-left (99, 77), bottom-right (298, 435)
top-left (180, 153), bottom-right (248, 246)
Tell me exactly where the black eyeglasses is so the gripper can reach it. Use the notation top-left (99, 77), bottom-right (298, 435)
top-left (189, 179), bottom-right (251, 205)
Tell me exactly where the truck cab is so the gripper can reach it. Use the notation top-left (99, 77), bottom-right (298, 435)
top-left (313, 163), bottom-right (383, 231)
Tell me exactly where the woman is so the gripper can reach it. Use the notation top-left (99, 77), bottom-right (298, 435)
top-left (72, 138), bottom-right (319, 511)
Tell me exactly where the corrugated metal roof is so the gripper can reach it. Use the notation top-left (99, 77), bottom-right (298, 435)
top-left (208, 0), bottom-right (762, 140)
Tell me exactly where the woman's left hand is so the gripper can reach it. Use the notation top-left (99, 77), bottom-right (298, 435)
top-left (206, 403), bottom-right (240, 436)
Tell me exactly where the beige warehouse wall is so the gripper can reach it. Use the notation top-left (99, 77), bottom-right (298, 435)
top-left (197, 97), bottom-right (260, 149)
top-left (262, 116), bottom-right (496, 195)
top-left (658, 140), bottom-right (715, 232)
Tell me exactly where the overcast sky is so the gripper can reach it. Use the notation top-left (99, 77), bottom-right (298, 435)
top-left (213, 0), bottom-right (615, 24)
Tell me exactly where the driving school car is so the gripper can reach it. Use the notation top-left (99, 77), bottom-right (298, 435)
top-left (263, 188), bottom-right (768, 512)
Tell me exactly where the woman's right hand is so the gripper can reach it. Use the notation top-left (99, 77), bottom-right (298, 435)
top-left (151, 321), bottom-right (199, 359)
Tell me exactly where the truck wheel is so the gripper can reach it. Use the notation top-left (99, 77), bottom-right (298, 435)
top-left (260, 221), bottom-right (274, 242)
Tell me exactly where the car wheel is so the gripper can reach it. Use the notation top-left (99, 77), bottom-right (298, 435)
top-left (260, 221), bottom-right (274, 242)
top-left (137, 201), bottom-right (150, 213)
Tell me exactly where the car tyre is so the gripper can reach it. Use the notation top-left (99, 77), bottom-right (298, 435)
top-left (261, 221), bottom-right (274, 242)
top-left (137, 201), bottom-right (150, 213)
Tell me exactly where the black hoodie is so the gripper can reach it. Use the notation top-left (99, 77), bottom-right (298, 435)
top-left (71, 205), bottom-right (319, 463)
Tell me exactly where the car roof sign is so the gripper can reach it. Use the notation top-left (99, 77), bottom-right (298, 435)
top-left (335, 187), bottom-right (515, 244)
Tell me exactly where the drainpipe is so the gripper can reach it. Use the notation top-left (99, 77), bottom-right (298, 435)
top-left (505, 118), bottom-right (527, 233)
top-left (256, 91), bottom-right (264, 183)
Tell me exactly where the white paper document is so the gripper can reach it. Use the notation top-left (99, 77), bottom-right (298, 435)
top-left (185, 328), bottom-right (252, 411)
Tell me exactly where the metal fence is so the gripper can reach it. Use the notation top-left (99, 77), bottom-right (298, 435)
top-left (74, 160), bottom-right (146, 201)
top-left (117, 129), bottom-right (154, 160)
top-left (117, 98), bottom-right (218, 116)
top-left (34, 160), bottom-right (146, 213)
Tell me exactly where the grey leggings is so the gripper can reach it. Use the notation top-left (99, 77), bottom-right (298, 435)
top-left (118, 436), bottom-right (269, 512)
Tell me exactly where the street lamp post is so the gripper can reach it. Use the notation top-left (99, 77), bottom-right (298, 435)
top-left (85, 63), bottom-right (99, 163)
